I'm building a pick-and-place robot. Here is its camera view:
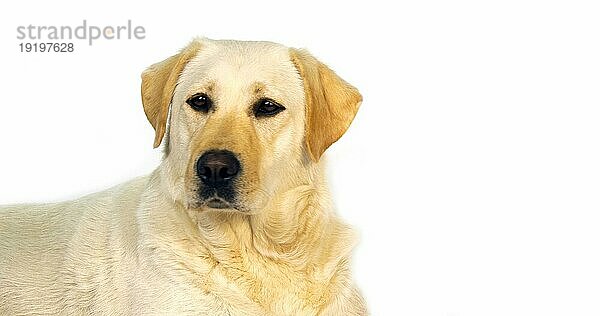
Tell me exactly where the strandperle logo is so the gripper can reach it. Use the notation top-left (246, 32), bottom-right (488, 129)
top-left (16, 20), bottom-right (146, 46)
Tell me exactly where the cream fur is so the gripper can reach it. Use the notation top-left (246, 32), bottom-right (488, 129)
top-left (0, 38), bottom-right (366, 315)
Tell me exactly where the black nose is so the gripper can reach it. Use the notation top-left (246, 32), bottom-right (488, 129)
top-left (196, 150), bottom-right (240, 187)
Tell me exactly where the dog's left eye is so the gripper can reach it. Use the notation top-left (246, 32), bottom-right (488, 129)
top-left (253, 99), bottom-right (285, 117)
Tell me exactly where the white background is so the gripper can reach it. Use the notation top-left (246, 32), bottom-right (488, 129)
top-left (1, 1), bottom-right (600, 315)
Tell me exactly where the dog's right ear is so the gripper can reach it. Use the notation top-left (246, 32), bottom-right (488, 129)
top-left (141, 41), bottom-right (202, 148)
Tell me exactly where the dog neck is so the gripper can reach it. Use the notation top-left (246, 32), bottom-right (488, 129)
top-left (197, 182), bottom-right (357, 267)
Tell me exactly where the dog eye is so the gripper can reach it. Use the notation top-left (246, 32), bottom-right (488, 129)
top-left (254, 99), bottom-right (285, 117)
top-left (186, 93), bottom-right (213, 113)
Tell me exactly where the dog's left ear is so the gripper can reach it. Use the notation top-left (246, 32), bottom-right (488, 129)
top-left (141, 41), bottom-right (202, 148)
top-left (289, 48), bottom-right (362, 162)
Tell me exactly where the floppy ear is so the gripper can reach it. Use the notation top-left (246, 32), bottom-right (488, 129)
top-left (289, 48), bottom-right (362, 162)
top-left (141, 41), bottom-right (202, 148)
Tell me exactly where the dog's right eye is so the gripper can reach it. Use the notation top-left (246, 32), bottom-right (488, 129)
top-left (186, 93), bottom-right (213, 113)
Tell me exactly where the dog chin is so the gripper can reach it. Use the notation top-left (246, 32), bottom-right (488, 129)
top-left (206, 198), bottom-right (231, 209)
top-left (199, 197), bottom-right (245, 212)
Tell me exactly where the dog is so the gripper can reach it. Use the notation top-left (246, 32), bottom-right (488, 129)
top-left (0, 38), bottom-right (366, 315)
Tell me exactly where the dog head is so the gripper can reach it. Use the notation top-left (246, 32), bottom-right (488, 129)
top-left (141, 38), bottom-right (361, 213)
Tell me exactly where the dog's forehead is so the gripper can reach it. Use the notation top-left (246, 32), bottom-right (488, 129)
top-left (179, 39), bottom-right (303, 100)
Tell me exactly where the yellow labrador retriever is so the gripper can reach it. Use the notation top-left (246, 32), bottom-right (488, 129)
top-left (0, 38), bottom-right (366, 315)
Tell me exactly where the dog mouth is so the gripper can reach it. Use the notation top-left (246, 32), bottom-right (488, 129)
top-left (196, 182), bottom-right (240, 211)
top-left (198, 188), bottom-right (236, 210)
